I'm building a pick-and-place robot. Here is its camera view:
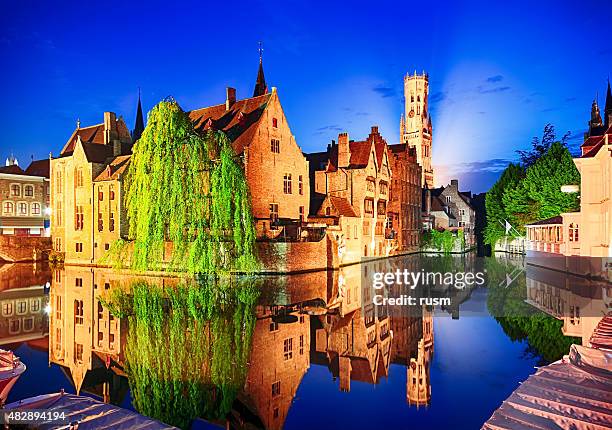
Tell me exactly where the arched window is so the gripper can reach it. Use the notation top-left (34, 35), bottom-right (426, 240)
top-left (11, 184), bottom-right (20, 196)
top-left (31, 202), bottom-right (41, 215)
top-left (568, 224), bottom-right (575, 242)
top-left (24, 185), bottom-right (34, 197)
top-left (17, 202), bottom-right (28, 216)
top-left (3, 201), bottom-right (14, 215)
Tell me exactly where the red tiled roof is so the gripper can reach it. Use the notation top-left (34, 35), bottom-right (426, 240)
top-left (24, 159), bottom-right (50, 178)
top-left (94, 155), bottom-right (131, 181)
top-left (580, 126), bottom-right (610, 158)
top-left (60, 118), bottom-right (131, 158)
top-left (329, 196), bottom-right (358, 217)
top-left (348, 140), bottom-right (372, 168)
top-left (188, 93), bottom-right (271, 154)
top-left (0, 165), bottom-right (25, 175)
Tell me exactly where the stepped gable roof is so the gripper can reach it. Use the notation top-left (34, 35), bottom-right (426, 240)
top-left (94, 155), bottom-right (131, 181)
top-left (188, 93), bottom-right (272, 155)
top-left (526, 215), bottom-right (563, 226)
top-left (24, 159), bottom-right (50, 178)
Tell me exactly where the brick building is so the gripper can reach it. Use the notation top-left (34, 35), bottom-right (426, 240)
top-left (0, 157), bottom-right (50, 236)
top-left (50, 112), bottom-right (133, 264)
top-left (307, 126), bottom-right (393, 258)
top-left (189, 58), bottom-right (310, 239)
top-left (388, 144), bottom-right (422, 251)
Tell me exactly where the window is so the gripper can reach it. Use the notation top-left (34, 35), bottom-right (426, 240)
top-left (55, 238), bottom-right (62, 251)
top-left (271, 139), bottom-right (280, 153)
top-left (9, 319), bottom-right (20, 334)
top-left (109, 212), bottom-right (115, 232)
top-left (75, 343), bottom-right (83, 362)
top-left (366, 179), bottom-right (375, 192)
top-left (269, 203), bottom-right (279, 225)
top-left (55, 172), bottom-right (63, 194)
top-left (2, 302), bottom-right (13, 316)
top-left (445, 195), bottom-right (451, 203)
top-left (98, 302), bottom-right (104, 319)
top-left (55, 296), bottom-right (62, 320)
top-left (74, 300), bottom-right (84, 324)
top-left (98, 212), bottom-right (103, 231)
top-left (75, 206), bottom-right (84, 230)
top-left (273, 408), bottom-right (279, 419)
top-left (11, 184), bottom-right (20, 196)
top-left (98, 187), bottom-right (103, 201)
top-left (269, 321), bottom-right (279, 332)
top-left (75, 168), bottom-right (84, 187)
top-left (283, 173), bottom-right (292, 194)
top-left (364, 199), bottom-right (374, 216)
top-left (298, 175), bottom-right (303, 195)
top-left (24, 185), bottom-right (34, 197)
top-left (30, 298), bottom-right (40, 313)
top-left (23, 317), bottom-right (34, 332)
top-left (56, 201), bottom-right (62, 225)
top-left (299, 335), bottom-right (304, 355)
top-left (16, 300), bottom-right (27, 314)
top-left (299, 206), bottom-right (304, 222)
top-left (75, 242), bottom-right (83, 253)
top-left (3, 201), bottom-right (13, 215)
top-left (283, 338), bottom-right (293, 360)
top-left (325, 207), bottom-right (331, 216)
top-left (377, 200), bottom-right (386, 216)
top-left (272, 117), bottom-right (278, 128)
top-left (109, 185), bottom-right (115, 200)
top-left (75, 278), bottom-right (83, 287)
top-left (17, 202), bottom-right (27, 215)
top-left (31, 203), bottom-right (41, 215)
top-left (380, 181), bottom-right (388, 195)
top-left (272, 381), bottom-right (281, 397)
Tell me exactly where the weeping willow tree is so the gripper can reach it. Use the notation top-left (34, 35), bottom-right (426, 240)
top-left (102, 277), bottom-right (259, 429)
top-left (112, 98), bottom-right (258, 274)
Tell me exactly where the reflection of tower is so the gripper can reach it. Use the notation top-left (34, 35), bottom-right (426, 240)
top-left (407, 338), bottom-right (431, 406)
top-left (422, 305), bottom-right (434, 352)
top-left (401, 71), bottom-right (433, 188)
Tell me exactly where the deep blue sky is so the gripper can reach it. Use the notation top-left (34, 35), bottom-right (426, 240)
top-left (1, 0), bottom-right (611, 192)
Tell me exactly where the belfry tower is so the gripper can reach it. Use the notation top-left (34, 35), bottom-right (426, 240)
top-left (400, 71), bottom-right (433, 188)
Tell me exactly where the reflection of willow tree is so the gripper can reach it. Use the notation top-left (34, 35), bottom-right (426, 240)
top-left (105, 99), bottom-right (258, 274)
top-left (103, 278), bottom-right (259, 429)
top-left (484, 257), bottom-right (578, 363)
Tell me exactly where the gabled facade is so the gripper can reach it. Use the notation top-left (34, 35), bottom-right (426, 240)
top-left (307, 126), bottom-right (393, 258)
top-left (50, 112), bottom-right (132, 264)
top-left (189, 82), bottom-right (310, 239)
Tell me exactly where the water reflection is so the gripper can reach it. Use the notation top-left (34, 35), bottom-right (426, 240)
top-left (1, 253), bottom-right (606, 429)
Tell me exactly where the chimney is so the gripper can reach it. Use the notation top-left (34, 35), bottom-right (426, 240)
top-left (113, 140), bottom-right (122, 157)
top-left (450, 179), bottom-right (459, 188)
top-left (425, 188), bottom-right (431, 215)
top-left (225, 87), bottom-right (236, 110)
top-left (371, 125), bottom-right (379, 134)
top-left (103, 112), bottom-right (117, 144)
top-left (337, 132), bottom-right (350, 168)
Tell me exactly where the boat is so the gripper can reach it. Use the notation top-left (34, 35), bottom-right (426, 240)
top-left (0, 348), bottom-right (26, 406)
top-left (5, 391), bottom-right (178, 429)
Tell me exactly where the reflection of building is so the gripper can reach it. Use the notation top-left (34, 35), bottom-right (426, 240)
top-left (49, 266), bottom-right (129, 400)
top-left (400, 71), bottom-right (433, 188)
top-left (0, 264), bottom-right (50, 346)
top-left (0, 158), bottom-right (50, 236)
top-left (525, 265), bottom-right (610, 345)
top-left (307, 126), bottom-right (394, 258)
top-left (242, 306), bottom-right (310, 430)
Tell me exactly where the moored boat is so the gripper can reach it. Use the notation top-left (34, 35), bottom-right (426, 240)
top-left (0, 348), bottom-right (26, 406)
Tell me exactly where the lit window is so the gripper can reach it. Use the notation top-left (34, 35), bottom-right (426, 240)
top-left (3, 201), bottom-right (14, 215)
top-left (18, 202), bottom-right (28, 215)
top-left (272, 117), bottom-right (278, 128)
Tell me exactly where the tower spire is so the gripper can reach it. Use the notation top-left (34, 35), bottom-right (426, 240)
top-left (132, 87), bottom-right (145, 142)
top-left (604, 77), bottom-right (612, 128)
top-left (253, 41), bottom-right (268, 97)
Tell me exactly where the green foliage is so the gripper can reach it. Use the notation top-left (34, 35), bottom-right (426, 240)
top-left (484, 163), bottom-right (524, 245)
top-left (106, 277), bottom-right (260, 429)
top-left (112, 99), bottom-right (258, 274)
top-left (421, 229), bottom-right (462, 253)
top-left (484, 129), bottom-right (580, 245)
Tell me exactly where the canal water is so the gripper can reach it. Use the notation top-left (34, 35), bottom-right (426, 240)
top-left (1, 253), bottom-right (599, 429)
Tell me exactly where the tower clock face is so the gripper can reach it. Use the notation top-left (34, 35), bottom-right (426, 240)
top-left (408, 110), bottom-right (415, 118)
